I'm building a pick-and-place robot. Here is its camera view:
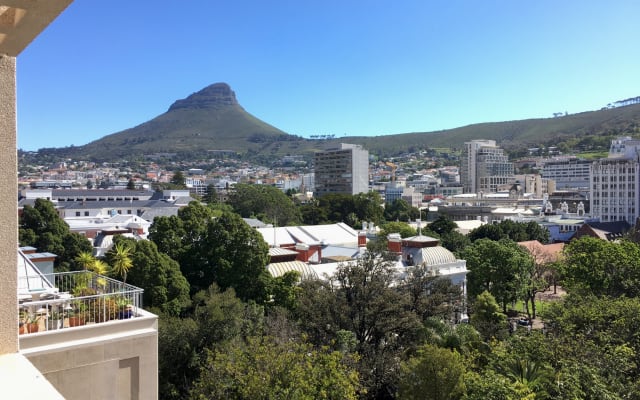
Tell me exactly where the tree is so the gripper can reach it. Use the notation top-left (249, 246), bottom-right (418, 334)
top-left (384, 198), bottom-right (419, 222)
top-left (317, 193), bottom-right (357, 225)
top-left (428, 215), bottom-right (457, 236)
top-left (189, 336), bottom-right (360, 400)
top-left (560, 237), bottom-right (640, 297)
top-left (468, 220), bottom-right (549, 244)
top-left (202, 184), bottom-right (217, 204)
top-left (107, 241), bottom-right (133, 285)
top-left (228, 183), bottom-right (302, 226)
top-left (19, 198), bottom-right (92, 270)
top-left (170, 170), bottom-right (186, 188)
top-left (75, 251), bottom-right (95, 271)
top-left (353, 191), bottom-right (385, 226)
top-left (379, 221), bottom-right (417, 239)
top-left (126, 178), bottom-right (136, 190)
top-left (150, 203), bottom-right (273, 302)
top-left (461, 239), bottom-right (534, 312)
top-left (470, 291), bottom-right (508, 341)
top-left (398, 344), bottom-right (466, 400)
top-left (440, 231), bottom-right (471, 254)
top-left (117, 237), bottom-right (191, 315)
top-left (296, 252), bottom-right (423, 398)
top-left (403, 267), bottom-right (463, 323)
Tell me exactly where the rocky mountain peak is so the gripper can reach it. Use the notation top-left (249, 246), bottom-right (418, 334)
top-left (168, 82), bottom-right (239, 111)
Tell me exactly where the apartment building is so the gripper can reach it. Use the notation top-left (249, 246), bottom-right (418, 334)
top-left (0, 2), bottom-right (158, 398)
top-left (314, 143), bottom-right (369, 196)
top-left (460, 140), bottom-right (514, 194)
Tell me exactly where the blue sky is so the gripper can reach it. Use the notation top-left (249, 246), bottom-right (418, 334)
top-left (16, 1), bottom-right (640, 151)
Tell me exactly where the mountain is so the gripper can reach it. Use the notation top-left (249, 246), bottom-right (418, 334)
top-left (40, 83), bottom-right (640, 162)
top-left (69, 83), bottom-right (300, 160)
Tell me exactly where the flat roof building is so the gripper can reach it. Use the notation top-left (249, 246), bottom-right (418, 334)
top-left (314, 143), bottom-right (369, 196)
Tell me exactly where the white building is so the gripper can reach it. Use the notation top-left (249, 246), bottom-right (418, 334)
top-left (314, 143), bottom-right (369, 196)
top-left (542, 157), bottom-right (590, 191)
top-left (461, 140), bottom-right (514, 194)
top-left (590, 137), bottom-right (640, 223)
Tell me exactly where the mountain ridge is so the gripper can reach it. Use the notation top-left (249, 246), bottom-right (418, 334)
top-left (35, 83), bottom-right (640, 162)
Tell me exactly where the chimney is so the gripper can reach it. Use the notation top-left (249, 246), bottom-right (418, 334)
top-left (295, 243), bottom-right (310, 262)
top-left (358, 231), bottom-right (367, 248)
top-left (387, 233), bottom-right (402, 254)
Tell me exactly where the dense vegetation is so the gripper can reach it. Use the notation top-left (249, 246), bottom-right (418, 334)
top-left (20, 195), bottom-right (640, 399)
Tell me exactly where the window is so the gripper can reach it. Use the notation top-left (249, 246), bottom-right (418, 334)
top-left (75, 212), bottom-right (80, 217)
top-left (84, 211), bottom-right (89, 216)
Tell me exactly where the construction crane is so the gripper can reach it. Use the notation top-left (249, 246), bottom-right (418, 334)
top-left (384, 161), bottom-right (397, 183)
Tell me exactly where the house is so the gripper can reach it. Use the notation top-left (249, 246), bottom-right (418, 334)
top-left (572, 221), bottom-right (632, 242)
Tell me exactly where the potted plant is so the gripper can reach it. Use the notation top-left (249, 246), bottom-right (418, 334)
top-left (68, 302), bottom-right (87, 327)
top-left (25, 314), bottom-right (40, 333)
top-left (49, 310), bottom-right (63, 330)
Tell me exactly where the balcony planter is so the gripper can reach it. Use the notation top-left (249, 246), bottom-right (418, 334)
top-left (49, 311), bottom-right (63, 330)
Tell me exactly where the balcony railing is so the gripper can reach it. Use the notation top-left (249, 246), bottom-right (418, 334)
top-left (18, 270), bottom-right (143, 335)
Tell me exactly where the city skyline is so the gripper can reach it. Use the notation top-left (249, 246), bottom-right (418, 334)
top-left (17, 1), bottom-right (640, 151)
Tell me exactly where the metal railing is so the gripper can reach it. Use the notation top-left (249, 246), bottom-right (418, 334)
top-left (18, 271), bottom-right (143, 335)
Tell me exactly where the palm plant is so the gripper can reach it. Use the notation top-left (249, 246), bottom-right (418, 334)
top-left (91, 259), bottom-right (109, 290)
top-left (110, 242), bottom-right (133, 285)
top-left (75, 251), bottom-right (95, 271)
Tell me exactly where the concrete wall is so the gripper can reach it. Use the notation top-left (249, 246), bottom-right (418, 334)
top-left (21, 312), bottom-right (158, 400)
top-left (0, 54), bottom-right (18, 355)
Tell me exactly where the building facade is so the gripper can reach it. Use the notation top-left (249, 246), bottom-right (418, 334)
top-left (314, 143), bottom-right (369, 196)
top-left (590, 137), bottom-right (640, 223)
top-left (461, 140), bottom-right (514, 194)
top-left (542, 157), bottom-right (591, 191)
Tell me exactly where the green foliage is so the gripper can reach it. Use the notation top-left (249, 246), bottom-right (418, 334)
top-left (150, 203), bottom-right (273, 303)
top-left (428, 215), bottom-right (458, 236)
top-left (296, 253), bottom-right (424, 398)
top-left (398, 344), bottom-right (466, 400)
top-left (228, 183), bottom-right (302, 226)
top-left (461, 239), bottom-right (535, 312)
top-left (404, 267), bottom-right (463, 323)
top-left (470, 291), bottom-right (508, 341)
top-left (201, 184), bottom-right (218, 204)
top-left (315, 192), bottom-right (384, 228)
top-left (19, 198), bottom-right (92, 270)
top-left (158, 316), bottom-right (200, 400)
top-left (379, 221), bottom-right (417, 239)
top-left (117, 237), bottom-right (191, 315)
top-left (384, 198), bottom-right (419, 222)
top-left (170, 170), bottom-right (186, 187)
top-left (468, 220), bottom-right (549, 244)
top-left (106, 241), bottom-right (133, 284)
top-left (440, 230), bottom-right (471, 254)
top-left (561, 237), bottom-right (640, 297)
top-left (189, 336), bottom-right (360, 400)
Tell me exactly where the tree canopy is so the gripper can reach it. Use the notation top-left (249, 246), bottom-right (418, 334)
top-left (149, 202), bottom-right (273, 302)
top-left (468, 220), bottom-right (550, 243)
top-left (227, 183), bottom-right (302, 226)
top-left (19, 198), bottom-right (92, 270)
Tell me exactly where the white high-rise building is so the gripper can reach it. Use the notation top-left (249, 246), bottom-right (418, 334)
top-left (314, 143), bottom-right (369, 196)
top-left (461, 140), bottom-right (514, 194)
top-left (590, 137), bottom-right (640, 223)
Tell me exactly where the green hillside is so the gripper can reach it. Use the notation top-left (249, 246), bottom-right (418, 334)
top-left (38, 83), bottom-right (640, 162)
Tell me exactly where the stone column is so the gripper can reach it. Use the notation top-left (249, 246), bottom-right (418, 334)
top-left (0, 54), bottom-right (18, 354)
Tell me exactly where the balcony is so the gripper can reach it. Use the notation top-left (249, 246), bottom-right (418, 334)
top-left (18, 270), bottom-right (143, 336)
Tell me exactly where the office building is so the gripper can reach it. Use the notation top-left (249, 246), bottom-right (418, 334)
top-left (314, 143), bottom-right (369, 196)
top-left (461, 140), bottom-right (514, 194)
top-left (590, 137), bottom-right (640, 223)
top-left (542, 157), bottom-right (591, 191)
